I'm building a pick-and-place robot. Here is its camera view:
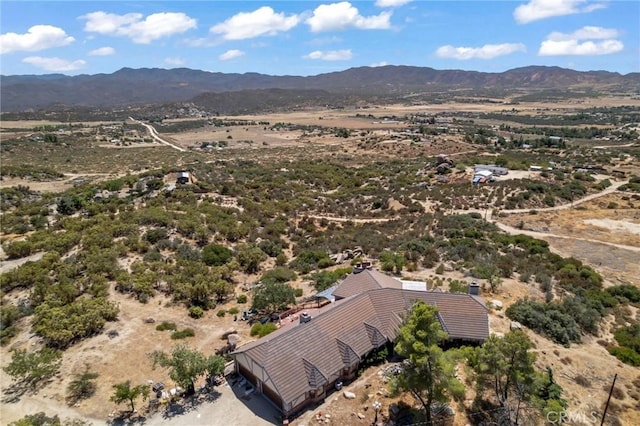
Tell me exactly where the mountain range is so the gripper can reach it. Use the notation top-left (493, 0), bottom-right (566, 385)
top-left (1, 65), bottom-right (639, 113)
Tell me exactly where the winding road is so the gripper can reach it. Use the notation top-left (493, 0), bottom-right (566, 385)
top-left (129, 117), bottom-right (186, 152)
top-left (305, 179), bottom-right (638, 253)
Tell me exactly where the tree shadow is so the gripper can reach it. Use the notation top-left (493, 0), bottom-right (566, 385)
top-left (108, 412), bottom-right (148, 426)
top-left (1, 380), bottom-right (38, 404)
top-left (158, 388), bottom-right (222, 420)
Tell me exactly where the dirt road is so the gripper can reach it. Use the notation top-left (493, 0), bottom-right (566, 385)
top-left (0, 252), bottom-right (44, 273)
top-left (128, 117), bottom-right (186, 152)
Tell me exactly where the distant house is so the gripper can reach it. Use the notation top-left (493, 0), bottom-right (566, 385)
top-left (473, 169), bottom-right (494, 185)
top-left (549, 136), bottom-right (563, 145)
top-left (474, 164), bottom-right (508, 175)
top-left (176, 171), bottom-right (190, 184)
top-left (529, 165), bottom-right (543, 171)
top-left (231, 269), bottom-right (489, 419)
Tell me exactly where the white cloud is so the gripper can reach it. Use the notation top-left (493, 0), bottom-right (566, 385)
top-left (219, 49), bottom-right (245, 61)
top-left (304, 49), bottom-right (353, 60)
top-left (88, 46), bottom-right (115, 56)
top-left (436, 43), bottom-right (526, 60)
top-left (0, 25), bottom-right (74, 54)
top-left (210, 6), bottom-right (299, 40)
top-left (81, 11), bottom-right (141, 34)
top-left (81, 11), bottom-right (196, 44)
top-left (375, 0), bottom-right (412, 7)
top-left (546, 26), bottom-right (619, 41)
top-left (164, 57), bottom-right (185, 66)
top-left (22, 56), bottom-right (86, 72)
top-left (306, 2), bottom-right (392, 32)
top-left (514, 0), bottom-right (606, 24)
top-left (183, 37), bottom-right (219, 48)
top-left (370, 61), bottom-right (389, 67)
top-left (539, 26), bottom-right (623, 55)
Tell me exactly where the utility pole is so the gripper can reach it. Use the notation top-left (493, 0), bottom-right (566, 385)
top-left (600, 373), bottom-right (617, 426)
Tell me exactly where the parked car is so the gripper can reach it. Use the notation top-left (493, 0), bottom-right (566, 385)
top-left (241, 308), bottom-right (258, 321)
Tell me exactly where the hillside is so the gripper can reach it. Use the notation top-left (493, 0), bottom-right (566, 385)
top-left (2, 65), bottom-right (639, 112)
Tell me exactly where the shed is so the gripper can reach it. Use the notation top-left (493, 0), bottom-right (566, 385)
top-left (475, 170), bottom-right (493, 178)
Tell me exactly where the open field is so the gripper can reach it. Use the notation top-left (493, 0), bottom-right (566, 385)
top-left (2, 94), bottom-right (640, 425)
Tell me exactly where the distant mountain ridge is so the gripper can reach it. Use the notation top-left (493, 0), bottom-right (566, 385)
top-left (1, 65), bottom-right (638, 112)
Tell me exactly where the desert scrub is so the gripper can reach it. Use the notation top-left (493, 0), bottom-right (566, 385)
top-left (156, 321), bottom-right (177, 331)
top-left (171, 328), bottom-right (195, 339)
top-left (188, 306), bottom-right (204, 319)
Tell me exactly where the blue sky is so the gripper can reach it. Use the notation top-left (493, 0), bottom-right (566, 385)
top-left (1, 1), bottom-right (638, 76)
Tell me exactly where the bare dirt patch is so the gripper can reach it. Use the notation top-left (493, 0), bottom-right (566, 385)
top-left (0, 285), bottom-right (258, 424)
top-left (497, 193), bottom-right (640, 285)
top-left (583, 218), bottom-right (640, 236)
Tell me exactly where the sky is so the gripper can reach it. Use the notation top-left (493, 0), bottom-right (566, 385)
top-left (1, 0), bottom-right (638, 76)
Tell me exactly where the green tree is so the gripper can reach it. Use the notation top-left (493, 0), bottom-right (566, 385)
top-left (380, 250), bottom-right (405, 275)
top-left (201, 244), bottom-right (233, 266)
top-left (150, 345), bottom-right (224, 395)
top-left (4, 347), bottom-right (62, 388)
top-left (391, 302), bottom-right (464, 425)
top-left (57, 195), bottom-right (82, 215)
top-left (67, 365), bottom-right (99, 405)
top-left (33, 297), bottom-right (119, 348)
top-left (473, 330), bottom-right (536, 424)
top-left (260, 267), bottom-right (297, 285)
top-left (235, 244), bottom-right (267, 274)
top-left (252, 281), bottom-right (296, 313)
top-left (110, 380), bottom-right (150, 412)
top-left (533, 367), bottom-right (567, 417)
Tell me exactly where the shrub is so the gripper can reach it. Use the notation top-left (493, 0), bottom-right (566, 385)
top-left (260, 267), bottom-right (297, 285)
top-left (171, 328), bottom-right (195, 339)
top-left (188, 306), bottom-right (204, 319)
top-left (595, 179), bottom-right (611, 190)
top-left (608, 346), bottom-right (640, 366)
top-left (156, 321), bottom-right (177, 331)
top-left (236, 294), bottom-right (247, 304)
top-left (216, 309), bottom-right (226, 318)
top-left (294, 288), bottom-right (303, 297)
top-left (607, 285), bottom-right (640, 303)
top-left (449, 280), bottom-right (468, 294)
top-left (309, 267), bottom-right (352, 292)
top-left (228, 307), bottom-right (240, 315)
top-left (506, 300), bottom-right (581, 346)
top-left (201, 244), bottom-right (233, 266)
top-left (250, 322), bottom-right (278, 337)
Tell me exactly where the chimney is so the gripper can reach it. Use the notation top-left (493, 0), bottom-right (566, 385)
top-left (469, 281), bottom-right (480, 296)
top-left (353, 261), bottom-right (372, 274)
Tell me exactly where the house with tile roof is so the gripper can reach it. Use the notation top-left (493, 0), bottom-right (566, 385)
top-left (231, 269), bottom-right (489, 419)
